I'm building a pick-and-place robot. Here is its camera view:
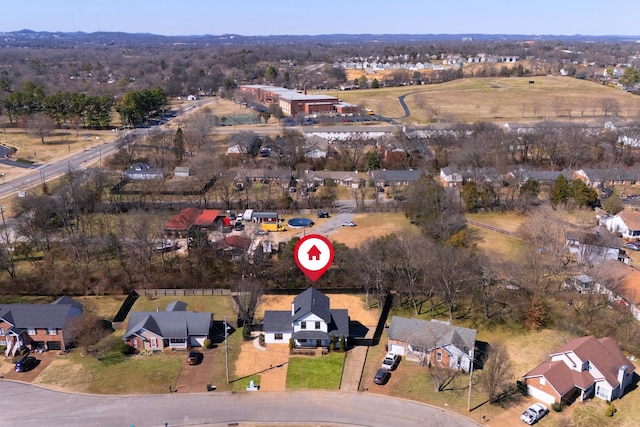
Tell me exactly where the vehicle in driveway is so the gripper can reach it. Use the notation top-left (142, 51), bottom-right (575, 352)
top-left (187, 350), bottom-right (202, 365)
top-left (520, 403), bottom-right (548, 425)
top-left (624, 242), bottom-right (640, 251)
top-left (381, 352), bottom-right (400, 370)
top-left (15, 356), bottom-right (38, 372)
top-left (317, 211), bottom-right (330, 219)
top-left (374, 368), bottom-right (391, 385)
top-left (341, 221), bottom-right (357, 227)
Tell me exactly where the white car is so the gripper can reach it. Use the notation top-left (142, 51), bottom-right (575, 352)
top-left (341, 221), bottom-right (357, 227)
top-left (520, 403), bottom-right (548, 425)
top-left (381, 352), bottom-right (400, 370)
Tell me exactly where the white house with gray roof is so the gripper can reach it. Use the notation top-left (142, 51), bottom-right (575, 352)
top-left (123, 301), bottom-right (212, 351)
top-left (263, 288), bottom-right (349, 348)
top-left (387, 316), bottom-right (476, 372)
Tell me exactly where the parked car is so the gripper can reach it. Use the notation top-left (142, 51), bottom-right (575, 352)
top-left (234, 221), bottom-right (245, 231)
top-left (341, 221), bottom-right (357, 227)
top-left (374, 368), bottom-right (391, 385)
top-left (381, 352), bottom-right (400, 370)
top-left (624, 242), bottom-right (640, 251)
top-left (520, 403), bottom-right (548, 425)
top-left (15, 356), bottom-right (37, 372)
top-left (317, 211), bottom-right (330, 219)
top-left (187, 350), bottom-right (201, 365)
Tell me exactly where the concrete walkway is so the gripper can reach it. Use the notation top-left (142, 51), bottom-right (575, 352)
top-left (340, 345), bottom-right (368, 391)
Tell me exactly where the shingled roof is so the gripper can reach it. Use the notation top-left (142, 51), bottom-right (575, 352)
top-left (388, 316), bottom-right (477, 353)
top-left (0, 299), bottom-right (82, 330)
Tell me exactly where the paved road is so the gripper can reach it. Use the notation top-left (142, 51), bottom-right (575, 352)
top-left (0, 381), bottom-right (480, 427)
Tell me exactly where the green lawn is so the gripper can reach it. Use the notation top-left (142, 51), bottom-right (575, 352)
top-left (286, 352), bottom-right (345, 390)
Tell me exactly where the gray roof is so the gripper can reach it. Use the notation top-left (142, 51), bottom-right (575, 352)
top-left (388, 316), bottom-right (476, 353)
top-left (293, 288), bottom-right (330, 323)
top-left (124, 311), bottom-right (212, 340)
top-left (253, 212), bottom-right (279, 219)
top-left (370, 169), bottom-right (424, 182)
top-left (263, 289), bottom-right (349, 338)
top-left (166, 301), bottom-right (187, 312)
top-left (0, 301), bottom-right (82, 330)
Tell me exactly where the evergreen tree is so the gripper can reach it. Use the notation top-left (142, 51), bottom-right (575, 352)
top-left (550, 174), bottom-right (570, 207)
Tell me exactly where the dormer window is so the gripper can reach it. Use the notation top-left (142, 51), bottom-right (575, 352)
top-left (301, 321), bottom-right (306, 329)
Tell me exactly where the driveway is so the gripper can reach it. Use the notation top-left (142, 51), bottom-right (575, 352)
top-left (174, 347), bottom-right (217, 393)
top-left (1, 351), bottom-right (59, 382)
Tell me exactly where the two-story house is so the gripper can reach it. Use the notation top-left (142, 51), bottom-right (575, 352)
top-left (0, 296), bottom-right (83, 353)
top-left (523, 336), bottom-right (635, 405)
top-left (263, 288), bottom-right (349, 348)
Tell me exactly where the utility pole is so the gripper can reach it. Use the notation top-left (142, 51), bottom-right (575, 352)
top-left (467, 347), bottom-right (475, 412)
top-left (224, 316), bottom-right (229, 384)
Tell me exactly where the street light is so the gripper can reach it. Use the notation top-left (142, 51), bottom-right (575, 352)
top-left (224, 316), bottom-right (229, 384)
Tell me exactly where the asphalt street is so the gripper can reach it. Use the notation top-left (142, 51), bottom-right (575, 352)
top-left (0, 381), bottom-right (480, 427)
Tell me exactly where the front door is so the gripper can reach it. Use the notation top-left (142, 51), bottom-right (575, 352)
top-left (316, 339), bottom-right (322, 347)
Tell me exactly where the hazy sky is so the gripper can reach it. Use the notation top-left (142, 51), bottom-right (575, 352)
top-left (3, 0), bottom-right (640, 37)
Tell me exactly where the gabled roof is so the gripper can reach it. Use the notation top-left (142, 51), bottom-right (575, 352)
top-left (617, 208), bottom-right (640, 232)
top-left (370, 169), bottom-right (425, 182)
top-left (51, 296), bottom-right (83, 308)
top-left (388, 316), bottom-right (477, 353)
top-left (551, 336), bottom-right (635, 388)
top-left (524, 360), bottom-right (595, 396)
top-left (192, 209), bottom-right (221, 227)
top-left (124, 310), bottom-right (212, 340)
top-left (166, 301), bottom-right (187, 312)
top-left (164, 208), bottom-right (202, 231)
top-left (0, 301), bottom-right (82, 329)
top-left (292, 288), bottom-right (331, 323)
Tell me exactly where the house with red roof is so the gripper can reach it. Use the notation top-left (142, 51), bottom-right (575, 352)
top-left (523, 336), bottom-right (635, 405)
top-left (164, 208), bottom-right (222, 235)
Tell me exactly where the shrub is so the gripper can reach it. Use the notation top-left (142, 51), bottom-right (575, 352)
top-left (242, 325), bottom-right (251, 341)
top-left (203, 339), bottom-right (212, 349)
top-left (551, 402), bottom-right (563, 412)
top-left (339, 336), bottom-right (346, 352)
top-left (289, 337), bottom-right (294, 351)
top-left (605, 403), bottom-right (616, 417)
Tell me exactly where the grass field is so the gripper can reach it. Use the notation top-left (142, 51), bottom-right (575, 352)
top-left (286, 352), bottom-right (345, 390)
top-left (327, 76), bottom-right (640, 124)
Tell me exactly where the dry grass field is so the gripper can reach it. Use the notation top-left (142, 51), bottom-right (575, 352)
top-left (327, 76), bottom-right (640, 124)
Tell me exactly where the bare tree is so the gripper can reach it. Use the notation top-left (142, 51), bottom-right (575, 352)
top-left (478, 341), bottom-right (514, 403)
top-left (429, 365), bottom-right (458, 392)
top-left (234, 278), bottom-right (265, 326)
top-left (26, 113), bottom-right (55, 144)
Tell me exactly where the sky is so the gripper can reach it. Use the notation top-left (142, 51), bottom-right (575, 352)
top-left (3, 0), bottom-right (640, 37)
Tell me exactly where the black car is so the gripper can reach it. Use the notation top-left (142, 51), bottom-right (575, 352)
top-left (187, 350), bottom-right (202, 365)
top-left (374, 368), bottom-right (391, 385)
top-left (15, 356), bottom-right (37, 372)
top-left (317, 211), bottom-right (330, 219)
top-left (234, 221), bottom-right (245, 231)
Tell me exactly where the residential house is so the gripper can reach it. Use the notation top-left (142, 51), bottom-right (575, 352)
top-left (565, 229), bottom-right (630, 266)
top-left (439, 166), bottom-right (464, 187)
top-left (575, 169), bottom-right (640, 189)
top-left (369, 169), bottom-right (424, 188)
top-left (523, 336), bottom-right (635, 405)
top-left (594, 260), bottom-right (640, 321)
top-left (604, 208), bottom-right (640, 239)
top-left (0, 296), bottom-right (83, 352)
top-left (123, 162), bottom-right (164, 180)
top-left (300, 170), bottom-right (362, 188)
top-left (164, 208), bottom-right (223, 235)
top-left (263, 288), bottom-right (349, 348)
top-left (387, 317), bottom-right (477, 372)
top-left (509, 169), bottom-right (575, 186)
top-left (123, 301), bottom-right (212, 351)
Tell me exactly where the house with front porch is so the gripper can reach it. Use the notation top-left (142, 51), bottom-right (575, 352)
top-left (0, 296), bottom-right (83, 353)
top-left (604, 208), bottom-right (640, 239)
top-left (387, 317), bottom-right (476, 372)
top-left (523, 336), bottom-right (635, 405)
top-left (123, 301), bottom-right (212, 351)
top-left (263, 288), bottom-right (349, 348)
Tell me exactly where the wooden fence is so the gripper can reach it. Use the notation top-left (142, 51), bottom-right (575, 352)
top-left (466, 219), bottom-right (527, 241)
top-left (135, 288), bottom-right (231, 297)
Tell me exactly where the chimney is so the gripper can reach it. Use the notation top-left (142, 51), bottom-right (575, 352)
top-left (618, 365), bottom-right (628, 386)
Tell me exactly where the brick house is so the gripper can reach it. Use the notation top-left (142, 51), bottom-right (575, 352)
top-left (387, 316), bottom-right (476, 372)
top-left (523, 336), bottom-right (635, 405)
top-left (0, 296), bottom-right (83, 353)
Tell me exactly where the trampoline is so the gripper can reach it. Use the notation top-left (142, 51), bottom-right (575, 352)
top-left (287, 218), bottom-right (314, 228)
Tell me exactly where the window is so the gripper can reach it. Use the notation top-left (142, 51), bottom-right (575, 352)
top-left (132, 339), bottom-right (138, 348)
top-left (301, 321), bottom-right (307, 330)
top-left (27, 328), bottom-right (36, 336)
top-left (315, 321), bottom-right (321, 330)
top-left (47, 328), bottom-right (57, 336)
top-left (0, 328), bottom-right (4, 336)
top-left (150, 338), bottom-right (158, 349)
top-left (436, 351), bottom-right (443, 362)
top-left (274, 333), bottom-right (283, 340)
top-left (596, 385), bottom-right (609, 399)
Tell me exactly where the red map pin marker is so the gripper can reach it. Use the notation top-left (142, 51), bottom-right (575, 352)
top-left (294, 234), bottom-right (334, 282)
